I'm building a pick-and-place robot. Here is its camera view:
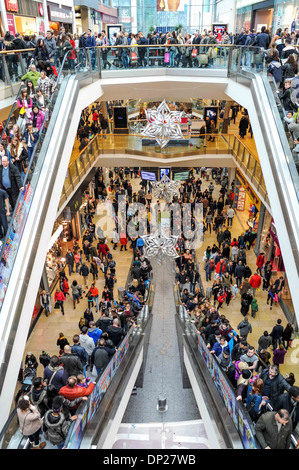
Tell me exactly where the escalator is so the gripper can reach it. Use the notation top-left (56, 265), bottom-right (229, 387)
top-left (0, 49), bottom-right (103, 430)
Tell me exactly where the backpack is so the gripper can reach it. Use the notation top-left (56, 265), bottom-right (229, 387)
top-left (109, 260), bottom-right (116, 269)
top-left (247, 396), bottom-right (261, 422)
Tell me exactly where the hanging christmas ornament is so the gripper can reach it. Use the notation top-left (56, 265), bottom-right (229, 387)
top-left (140, 100), bottom-right (185, 149)
top-left (151, 172), bottom-right (180, 203)
top-left (142, 230), bottom-right (179, 264)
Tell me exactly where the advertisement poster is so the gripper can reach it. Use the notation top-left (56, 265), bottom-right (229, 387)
top-left (236, 187), bottom-right (246, 211)
top-left (238, 408), bottom-right (257, 449)
top-left (157, 0), bottom-right (187, 12)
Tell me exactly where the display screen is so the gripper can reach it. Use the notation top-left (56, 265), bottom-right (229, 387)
top-left (204, 106), bottom-right (218, 126)
top-left (173, 171), bottom-right (189, 181)
top-left (113, 107), bottom-right (128, 129)
top-left (140, 171), bottom-right (157, 181)
top-left (213, 24), bottom-right (227, 35)
top-left (160, 168), bottom-right (170, 179)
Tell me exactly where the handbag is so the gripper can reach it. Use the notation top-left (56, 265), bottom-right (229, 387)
top-left (198, 53), bottom-right (208, 64)
top-left (19, 107), bottom-right (25, 119)
top-left (191, 48), bottom-right (197, 58)
top-left (208, 48), bottom-right (217, 59)
top-left (247, 397), bottom-right (261, 422)
top-left (54, 301), bottom-right (62, 309)
top-left (131, 51), bottom-right (137, 62)
top-left (164, 52), bottom-right (170, 63)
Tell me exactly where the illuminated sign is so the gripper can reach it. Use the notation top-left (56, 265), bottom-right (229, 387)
top-left (5, 0), bottom-right (18, 13)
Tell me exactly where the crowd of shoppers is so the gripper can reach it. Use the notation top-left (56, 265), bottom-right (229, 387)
top-left (15, 166), bottom-right (154, 448)
top-left (172, 167), bottom-right (297, 448)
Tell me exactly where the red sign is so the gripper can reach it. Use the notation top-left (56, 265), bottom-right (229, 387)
top-left (5, 0), bottom-right (18, 13)
top-left (6, 13), bottom-right (16, 36)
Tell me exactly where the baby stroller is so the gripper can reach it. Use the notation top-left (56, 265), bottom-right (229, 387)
top-left (15, 366), bottom-right (37, 403)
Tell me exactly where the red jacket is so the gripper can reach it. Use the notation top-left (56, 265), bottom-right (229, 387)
top-left (249, 274), bottom-right (261, 288)
top-left (98, 243), bottom-right (109, 255)
top-left (256, 255), bottom-right (265, 268)
top-left (59, 382), bottom-right (95, 405)
top-left (215, 261), bottom-right (226, 274)
top-left (55, 291), bottom-right (66, 302)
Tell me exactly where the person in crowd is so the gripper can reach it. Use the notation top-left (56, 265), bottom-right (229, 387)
top-left (259, 365), bottom-right (291, 408)
top-left (0, 155), bottom-right (24, 210)
top-left (255, 409), bottom-right (293, 449)
top-left (21, 122), bottom-right (39, 162)
top-left (17, 396), bottom-right (46, 449)
top-left (43, 355), bottom-right (67, 392)
top-left (30, 105), bottom-right (45, 131)
top-left (273, 343), bottom-right (287, 368)
top-left (43, 395), bottom-right (78, 448)
top-left (0, 186), bottom-right (10, 239)
top-left (21, 63), bottom-right (41, 87)
top-left (270, 318), bottom-right (284, 350)
top-left (60, 344), bottom-right (84, 378)
top-left (59, 375), bottom-right (96, 414)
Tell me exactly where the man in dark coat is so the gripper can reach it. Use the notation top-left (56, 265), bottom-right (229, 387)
top-left (255, 409), bottom-right (293, 449)
top-left (260, 365), bottom-right (291, 408)
top-left (274, 386), bottom-right (299, 430)
top-left (60, 345), bottom-right (83, 377)
top-left (0, 156), bottom-right (24, 209)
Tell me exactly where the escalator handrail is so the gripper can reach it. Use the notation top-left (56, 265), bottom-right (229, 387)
top-left (0, 50), bottom-right (73, 309)
top-left (63, 288), bottom-right (154, 449)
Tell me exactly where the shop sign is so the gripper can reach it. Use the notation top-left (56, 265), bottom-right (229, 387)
top-left (102, 13), bottom-right (119, 24)
top-left (38, 3), bottom-right (44, 16)
top-left (5, 0), bottom-right (18, 13)
top-left (48, 5), bottom-right (73, 24)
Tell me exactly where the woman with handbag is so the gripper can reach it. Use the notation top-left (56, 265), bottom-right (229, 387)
top-left (18, 88), bottom-right (33, 124)
top-left (246, 378), bottom-right (264, 422)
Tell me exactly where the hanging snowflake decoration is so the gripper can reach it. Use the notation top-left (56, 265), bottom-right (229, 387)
top-left (140, 100), bottom-right (185, 148)
top-left (142, 230), bottom-right (179, 264)
top-left (151, 172), bottom-right (180, 203)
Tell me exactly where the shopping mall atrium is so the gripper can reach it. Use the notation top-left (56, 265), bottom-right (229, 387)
top-left (0, 0), bottom-right (299, 452)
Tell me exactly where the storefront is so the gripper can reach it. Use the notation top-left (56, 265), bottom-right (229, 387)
top-left (272, 0), bottom-right (299, 34)
top-left (47, 1), bottom-right (74, 33)
top-left (234, 168), bottom-right (261, 231)
top-left (236, 0), bottom-right (274, 33)
top-left (236, 0), bottom-right (299, 34)
top-left (5, 0), bottom-right (45, 36)
top-left (45, 216), bottom-right (72, 292)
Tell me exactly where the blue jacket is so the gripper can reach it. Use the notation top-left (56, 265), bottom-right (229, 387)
top-left (88, 326), bottom-right (102, 345)
top-left (211, 340), bottom-right (228, 357)
top-left (85, 36), bottom-right (96, 48)
top-left (71, 344), bottom-right (89, 366)
top-left (253, 32), bottom-right (270, 49)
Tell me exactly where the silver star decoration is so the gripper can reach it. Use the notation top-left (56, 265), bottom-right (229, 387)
top-left (152, 173), bottom-right (180, 203)
top-left (142, 230), bottom-right (179, 264)
top-left (140, 100), bottom-right (185, 148)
